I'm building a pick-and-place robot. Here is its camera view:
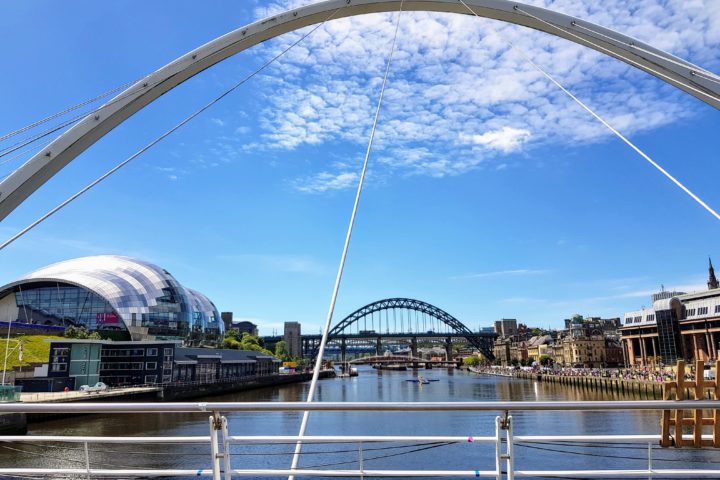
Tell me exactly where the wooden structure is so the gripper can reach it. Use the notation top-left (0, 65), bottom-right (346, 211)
top-left (661, 359), bottom-right (720, 447)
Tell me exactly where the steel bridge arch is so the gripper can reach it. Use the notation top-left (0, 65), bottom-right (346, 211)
top-left (329, 297), bottom-right (495, 358)
top-left (1, 0), bottom-right (719, 220)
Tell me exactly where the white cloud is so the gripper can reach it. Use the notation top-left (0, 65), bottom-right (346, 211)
top-left (453, 269), bottom-right (549, 279)
top-left (210, 118), bottom-right (225, 127)
top-left (293, 171), bottom-right (359, 194)
top-left (238, 1), bottom-right (720, 191)
top-left (467, 127), bottom-right (531, 153)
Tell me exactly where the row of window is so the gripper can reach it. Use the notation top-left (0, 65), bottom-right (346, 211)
top-left (101, 348), bottom-right (173, 358)
top-left (100, 362), bottom-right (158, 371)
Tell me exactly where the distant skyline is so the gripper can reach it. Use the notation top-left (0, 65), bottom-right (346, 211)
top-left (0, 0), bottom-right (718, 336)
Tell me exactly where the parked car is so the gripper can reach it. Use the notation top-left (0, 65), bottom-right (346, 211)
top-left (79, 382), bottom-right (107, 393)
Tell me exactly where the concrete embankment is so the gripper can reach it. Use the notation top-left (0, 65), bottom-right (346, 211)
top-left (513, 371), bottom-right (665, 399)
top-left (159, 373), bottom-right (312, 400)
top-left (17, 372), bottom-right (327, 425)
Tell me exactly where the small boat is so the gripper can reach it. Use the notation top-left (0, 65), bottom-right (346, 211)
top-left (405, 377), bottom-right (439, 385)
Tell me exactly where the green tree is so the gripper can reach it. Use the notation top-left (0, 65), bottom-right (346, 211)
top-left (463, 356), bottom-right (481, 367)
top-left (539, 355), bottom-right (552, 366)
top-left (274, 340), bottom-right (287, 359)
top-left (510, 358), bottom-right (519, 367)
top-left (223, 338), bottom-right (241, 350)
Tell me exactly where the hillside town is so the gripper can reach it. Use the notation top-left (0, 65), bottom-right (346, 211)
top-left (491, 258), bottom-right (720, 371)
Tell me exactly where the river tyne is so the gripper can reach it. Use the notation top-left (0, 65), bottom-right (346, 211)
top-left (3, 367), bottom-right (720, 479)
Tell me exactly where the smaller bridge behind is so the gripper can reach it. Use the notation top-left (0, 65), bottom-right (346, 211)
top-left (347, 355), bottom-right (460, 368)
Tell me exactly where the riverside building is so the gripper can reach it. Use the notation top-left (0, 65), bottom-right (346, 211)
top-left (620, 258), bottom-right (720, 366)
top-left (0, 256), bottom-right (224, 345)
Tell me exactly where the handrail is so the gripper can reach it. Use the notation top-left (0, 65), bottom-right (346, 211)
top-left (0, 401), bottom-right (718, 479)
top-left (0, 399), bottom-right (718, 413)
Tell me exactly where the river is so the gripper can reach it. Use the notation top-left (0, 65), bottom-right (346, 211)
top-left (2, 366), bottom-right (719, 478)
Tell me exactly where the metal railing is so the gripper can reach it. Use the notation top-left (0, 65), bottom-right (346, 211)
top-left (0, 400), bottom-right (719, 478)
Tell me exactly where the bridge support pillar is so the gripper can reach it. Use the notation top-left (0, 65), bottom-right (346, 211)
top-left (445, 337), bottom-right (453, 362)
top-left (411, 337), bottom-right (418, 369)
top-left (376, 337), bottom-right (382, 356)
top-left (340, 338), bottom-right (347, 366)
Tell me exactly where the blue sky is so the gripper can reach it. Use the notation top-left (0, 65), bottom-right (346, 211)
top-left (0, 0), bottom-right (719, 335)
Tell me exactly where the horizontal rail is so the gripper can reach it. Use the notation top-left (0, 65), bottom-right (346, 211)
top-left (0, 435), bottom-right (210, 443)
top-left (0, 468), bottom-right (719, 478)
top-left (8, 433), bottom-right (720, 444)
top-left (1, 399), bottom-right (719, 413)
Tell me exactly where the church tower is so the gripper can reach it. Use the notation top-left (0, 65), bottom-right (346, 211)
top-left (708, 257), bottom-right (719, 290)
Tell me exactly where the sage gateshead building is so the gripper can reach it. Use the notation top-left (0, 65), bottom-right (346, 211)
top-left (0, 256), bottom-right (223, 345)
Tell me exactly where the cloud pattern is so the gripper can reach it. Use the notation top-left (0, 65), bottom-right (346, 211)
top-left (238, 0), bottom-right (720, 192)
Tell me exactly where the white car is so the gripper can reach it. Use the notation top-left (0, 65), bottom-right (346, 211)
top-left (79, 382), bottom-right (108, 393)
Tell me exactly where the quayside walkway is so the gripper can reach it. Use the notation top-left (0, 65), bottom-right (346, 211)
top-left (0, 400), bottom-right (719, 479)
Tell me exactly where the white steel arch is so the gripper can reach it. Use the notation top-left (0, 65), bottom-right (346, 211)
top-left (1, 0), bottom-right (718, 221)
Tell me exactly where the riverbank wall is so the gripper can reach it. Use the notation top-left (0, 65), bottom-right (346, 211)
top-left (20, 372), bottom-right (331, 425)
top-left (514, 371), bottom-right (667, 399)
top-left (159, 373), bottom-right (312, 400)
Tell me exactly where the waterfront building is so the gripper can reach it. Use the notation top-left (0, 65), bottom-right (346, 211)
top-left (620, 258), bottom-right (720, 365)
top-left (0, 256), bottom-right (223, 345)
top-left (173, 347), bottom-right (279, 382)
top-left (221, 312), bottom-right (233, 331)
top-left (564, 315), bottom-right (621, 337)
top-left (493, 319), bottom-right (517, 338)
top-left (493, 338), bottom-right (511, 365)
top-left (17, 340), bottom-right (280, 391)
top-left (509, 339), bottom-right (528, 362)
top-left (526, 335), bottom-right (553, 363)
top-left (232, 320), bottom-right (259, 337)
top-left (284, 321), bottom-right (302, 357)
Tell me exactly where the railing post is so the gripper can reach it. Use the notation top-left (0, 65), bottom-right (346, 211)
top-left (495, 415), bottom-right (502, 480)
top-left (84, 441), bottom-right (91, 480)
top-left (359, 441), bottom-right (364, 480)
top-left (648, 442), bottom-right (653, 480)
top-left (495, 411), bottom-right (513, 480)
top-left (221, 415), bottom-right (232, 480)
top-left (209, 412), bottom-right (222, 480)
top-left (506, 415), bottom-right (514, 480)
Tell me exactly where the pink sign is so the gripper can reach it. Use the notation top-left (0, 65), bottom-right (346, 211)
top-left (96, 313), bottom-right (119, 325)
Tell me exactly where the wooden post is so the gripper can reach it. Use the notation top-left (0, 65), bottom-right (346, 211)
top-left (714, 359), bottom-right (720, 447)
top-left (694, 360), bottom-right (703, 447)
top-left (675, 361), bottom-right (686, 448)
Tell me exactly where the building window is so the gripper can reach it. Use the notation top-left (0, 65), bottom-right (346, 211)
top-left (687, 309), bottom-right (696, 317)
top-left (715, 305), bottom-right (720, 314)
top-left (164, 348), bottom-right (173, 356)
top-left (646, 314), bottom-right (655, 322)
top-left (698, 307), bottom-right (709, 316)
top-left (145, 362), bottom-right (157, 370)
top-left (147, 348), bottom-right (158, 356)
top-left (144, 375), bottom-right (157, 384)
top-left (50, 364), bottom-right (67, 372)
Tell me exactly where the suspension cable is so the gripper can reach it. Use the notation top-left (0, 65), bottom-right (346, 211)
top-left (0, 9), bottom-right (342, 252)
top-left (566, 22), bottom-right (720, 85)
top-left (288, 4), bottom-right (404, 479)
top-left (0, 77), bottom-right (142, 143)
top-left (458, 0), bottom-right (720, 222)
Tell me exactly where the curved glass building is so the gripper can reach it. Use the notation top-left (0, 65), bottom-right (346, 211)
top-left (0, 256), bottom-right (223, 345)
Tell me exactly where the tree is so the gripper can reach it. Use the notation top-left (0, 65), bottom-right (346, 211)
top-left (463, 356), bottom-right (481, 367)
top-left (64, 325), bottom-right (91, 339)
top-left (510, 358), bottom-right (519, 367)
top-left (539, 355), bottom-right (552, 366)
top-left (274, 340), bottom-right (287, 359)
